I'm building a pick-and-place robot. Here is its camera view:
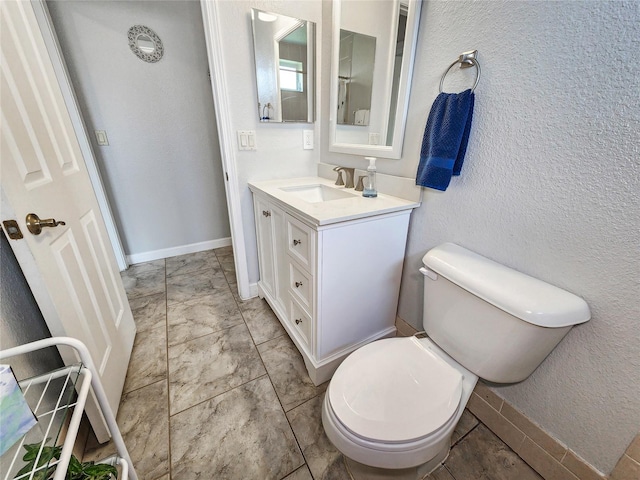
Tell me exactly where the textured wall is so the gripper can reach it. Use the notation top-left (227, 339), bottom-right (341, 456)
top-left (48, 1), bottom-right (230, 257)
top-left (393, 1), bottom-right (640, 474)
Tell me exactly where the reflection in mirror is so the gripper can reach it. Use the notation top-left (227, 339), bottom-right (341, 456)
top-left (337, 30), bottom-right (376, 126)
top-left (251, 9), bottom-right (316, 123)
top-left (329, 0), bottom-right (421, 159)
top-left (136, 34), bottom-right (155, 53)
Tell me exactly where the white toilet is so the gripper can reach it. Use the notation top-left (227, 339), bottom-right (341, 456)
top-left (322, 243), bottom-right (590, 473)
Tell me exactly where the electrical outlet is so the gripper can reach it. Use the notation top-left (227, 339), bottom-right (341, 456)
top-left (303, 130), bottom-right (314, 150)
top-left (368, 133), bottom-right (380, 145)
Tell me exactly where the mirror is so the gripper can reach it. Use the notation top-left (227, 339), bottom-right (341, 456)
top-left (329, 0), bottom-right (422, 159)
top-left (136, 35), bottom-right (155, 54)
top-left (127, 25), bottom-right (164, 63)
top-left (251, 9), bottom-right (316, 123)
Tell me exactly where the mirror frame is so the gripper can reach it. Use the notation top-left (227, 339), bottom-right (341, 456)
top-left (127, 25), bottom-right (164, 63)
top-left (329, 0), bottom-right (422, 159)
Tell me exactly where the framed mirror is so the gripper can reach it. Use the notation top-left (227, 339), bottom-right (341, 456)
top-left (127, 25), bottom-right (164, 63)
top-left (251, 9), bottom-right (316, 123)
top-left (329, 0), bottom-right (422, 159)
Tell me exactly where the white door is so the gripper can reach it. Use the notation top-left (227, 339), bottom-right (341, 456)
top-left (0, 1), bottom-right (136, 442)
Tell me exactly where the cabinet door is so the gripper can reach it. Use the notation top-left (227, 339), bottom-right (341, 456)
top-left (254, 196), bottom-right (275, 297)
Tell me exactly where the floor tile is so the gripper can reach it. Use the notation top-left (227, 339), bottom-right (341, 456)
top-left (258, 335), bottom-right (326, 411)
top-left (239, 297), bottom-right (287, 345)
top-left (287, 394), bottom-right (351, 480)
top-left (168, 323), bottom-right (266, 414)
top-left (167, 291), bottom-right (244, 347)
top-left (217, 253), bottom-right (235, 272)
top-left (170, 376), bottom-right (304, 480)
top-left (424, 466), bottom-right (456, 480)
top-left (129, 292), bottom-right (166, 333)
top-left (283, 465), bottom-right (314, 480)
top-left (121, 267), bottom-right (165, 299)
top-left (451, 409), bottom-right (479, 445)
top-left (444, 423), bottom-right (542, 480)
top-left (166, 266), bottom-right (229, 305)
top-left (165, 250), bottom-right (218, 278)
top-left (125, 259), bottom-right (165, 275)
top-left (84, 380), bottom-right (170, 480)
top-left (213, 245), bottom-right (233, 257)
top-left (123, 325), bottom-right (167, 394)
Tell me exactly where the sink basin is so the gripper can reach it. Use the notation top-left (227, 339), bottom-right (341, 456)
top-left (279, 184), bottom-right (355, 203)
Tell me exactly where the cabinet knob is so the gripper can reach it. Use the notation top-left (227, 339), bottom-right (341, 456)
top-left (295, 319), bottom-right (302, 325)
top-left (262, 210), bottom-right (271, 217)
top-left (293, 239), bottom-right (302, 246)
top-left (295, 281), bottom-right (303, 288)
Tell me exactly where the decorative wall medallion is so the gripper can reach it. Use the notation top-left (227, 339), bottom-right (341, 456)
top-left (127, 25), bottom-right (164, 63)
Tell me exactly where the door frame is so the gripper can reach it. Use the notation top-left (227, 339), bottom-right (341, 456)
top-left (33, 0), bottom-right (252, 300)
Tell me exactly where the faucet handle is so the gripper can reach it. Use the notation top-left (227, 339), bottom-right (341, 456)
top-left (355, 175), bottom-right (366, 192)
top-left (334, 167), bottom-right (345, 186)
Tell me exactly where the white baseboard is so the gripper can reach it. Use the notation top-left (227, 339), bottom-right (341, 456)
top-left (126, 237), bottom-right (232, 265)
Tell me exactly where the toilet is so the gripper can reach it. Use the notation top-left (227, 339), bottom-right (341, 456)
top-left (322, 243), bottom-right (590, 474)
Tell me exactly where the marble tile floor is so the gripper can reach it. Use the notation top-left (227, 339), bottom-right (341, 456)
top-left (84, 247), bottom-right (542, 480)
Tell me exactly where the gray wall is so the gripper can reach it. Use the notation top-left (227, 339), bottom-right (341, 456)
top-left (0, 233), bottom-right (62, 380)
top-left (48, 0), bottom-right (230, 259)
top-left (388, 1), bottom-right (639, 474)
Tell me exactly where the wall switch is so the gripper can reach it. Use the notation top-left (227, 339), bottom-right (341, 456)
top-left (237, 130), bottom-right (256, 151)
top-left (303, 130), bottom-right (314, 150)
top-left (368, 133), bottom-right (380, 145)
top-left (95, 130), bottom-right (109, 146)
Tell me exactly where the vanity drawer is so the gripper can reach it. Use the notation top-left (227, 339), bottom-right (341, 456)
top-left (289, 296), bottom-right (311, 348)
top-left (286, 214), bottom-right (314, 273)
top-left (289, 260), bottom-right (313, 312)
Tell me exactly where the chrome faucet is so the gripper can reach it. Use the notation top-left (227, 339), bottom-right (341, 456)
top-left (334, 166), bottom-right (355, 188)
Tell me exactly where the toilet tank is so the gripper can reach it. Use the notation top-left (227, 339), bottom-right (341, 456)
top-left (420, 243), bottom-right (590, 383)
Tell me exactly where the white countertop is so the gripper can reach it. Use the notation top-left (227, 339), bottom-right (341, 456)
top-left (248, 176), bottom-right (420, 226)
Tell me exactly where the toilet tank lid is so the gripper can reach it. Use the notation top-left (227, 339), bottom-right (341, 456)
top-left (422, 243), bottom-right (591, 328)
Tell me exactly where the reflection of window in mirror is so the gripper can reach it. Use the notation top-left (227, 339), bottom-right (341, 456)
top-left (251, 8), bottom-right (315, 123)
top-left (279, 59), bottom-right (303, 92)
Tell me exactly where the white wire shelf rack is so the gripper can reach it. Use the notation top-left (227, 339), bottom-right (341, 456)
top-left (0, 338), bottom-right (136, 480)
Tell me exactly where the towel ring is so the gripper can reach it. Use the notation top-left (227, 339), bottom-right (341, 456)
top-left (439, 50), bottom-right (481, 93)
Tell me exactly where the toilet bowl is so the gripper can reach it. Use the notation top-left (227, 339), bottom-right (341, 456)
top-left (322, 243), bottom-right (590, 472)
top-left (322, 336), bottom-right (477, 469)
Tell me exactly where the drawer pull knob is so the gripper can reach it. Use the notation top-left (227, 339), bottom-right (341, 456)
top-left (295, 319), bottom-right (302, 325)
top-left (293, 239), bottom-right (302, 246)
top-left (262, 210), bottom-right (271, 217)
top-left (295, 281), bottom-right (303, 288)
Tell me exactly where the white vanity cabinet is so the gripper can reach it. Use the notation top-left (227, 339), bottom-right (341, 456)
top-left (250, 180), bottom-right (417, 385)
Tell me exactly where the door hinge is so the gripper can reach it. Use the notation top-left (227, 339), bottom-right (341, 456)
top-left (2, 220), bottom-right (24, 239)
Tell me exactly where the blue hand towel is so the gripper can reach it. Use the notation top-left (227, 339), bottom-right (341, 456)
top-left (416, 89), bottom-right (475, 191)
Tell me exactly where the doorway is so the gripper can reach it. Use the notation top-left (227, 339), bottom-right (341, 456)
top-left (46, 0), bottom-right (231, 266)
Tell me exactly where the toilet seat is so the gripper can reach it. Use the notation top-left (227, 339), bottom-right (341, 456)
top-left (328, 337), bottom-right (463, 444)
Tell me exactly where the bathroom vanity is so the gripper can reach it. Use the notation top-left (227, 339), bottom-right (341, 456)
top-left (249, 176), bottom-right (419, 384)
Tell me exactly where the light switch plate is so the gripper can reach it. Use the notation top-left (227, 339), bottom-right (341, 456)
top-left (95, 130), bottom-right (109, 146)
top-left (303, 130), bottom-right (314, 150)
top-left (237, 130), bottom-right (256, 151)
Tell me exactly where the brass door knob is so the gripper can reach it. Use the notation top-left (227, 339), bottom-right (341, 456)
top-left (25, 213), bottom-right (66, 235)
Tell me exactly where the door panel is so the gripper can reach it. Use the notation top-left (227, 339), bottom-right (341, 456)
top-left (0, 0), bottom-right (136, 442)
